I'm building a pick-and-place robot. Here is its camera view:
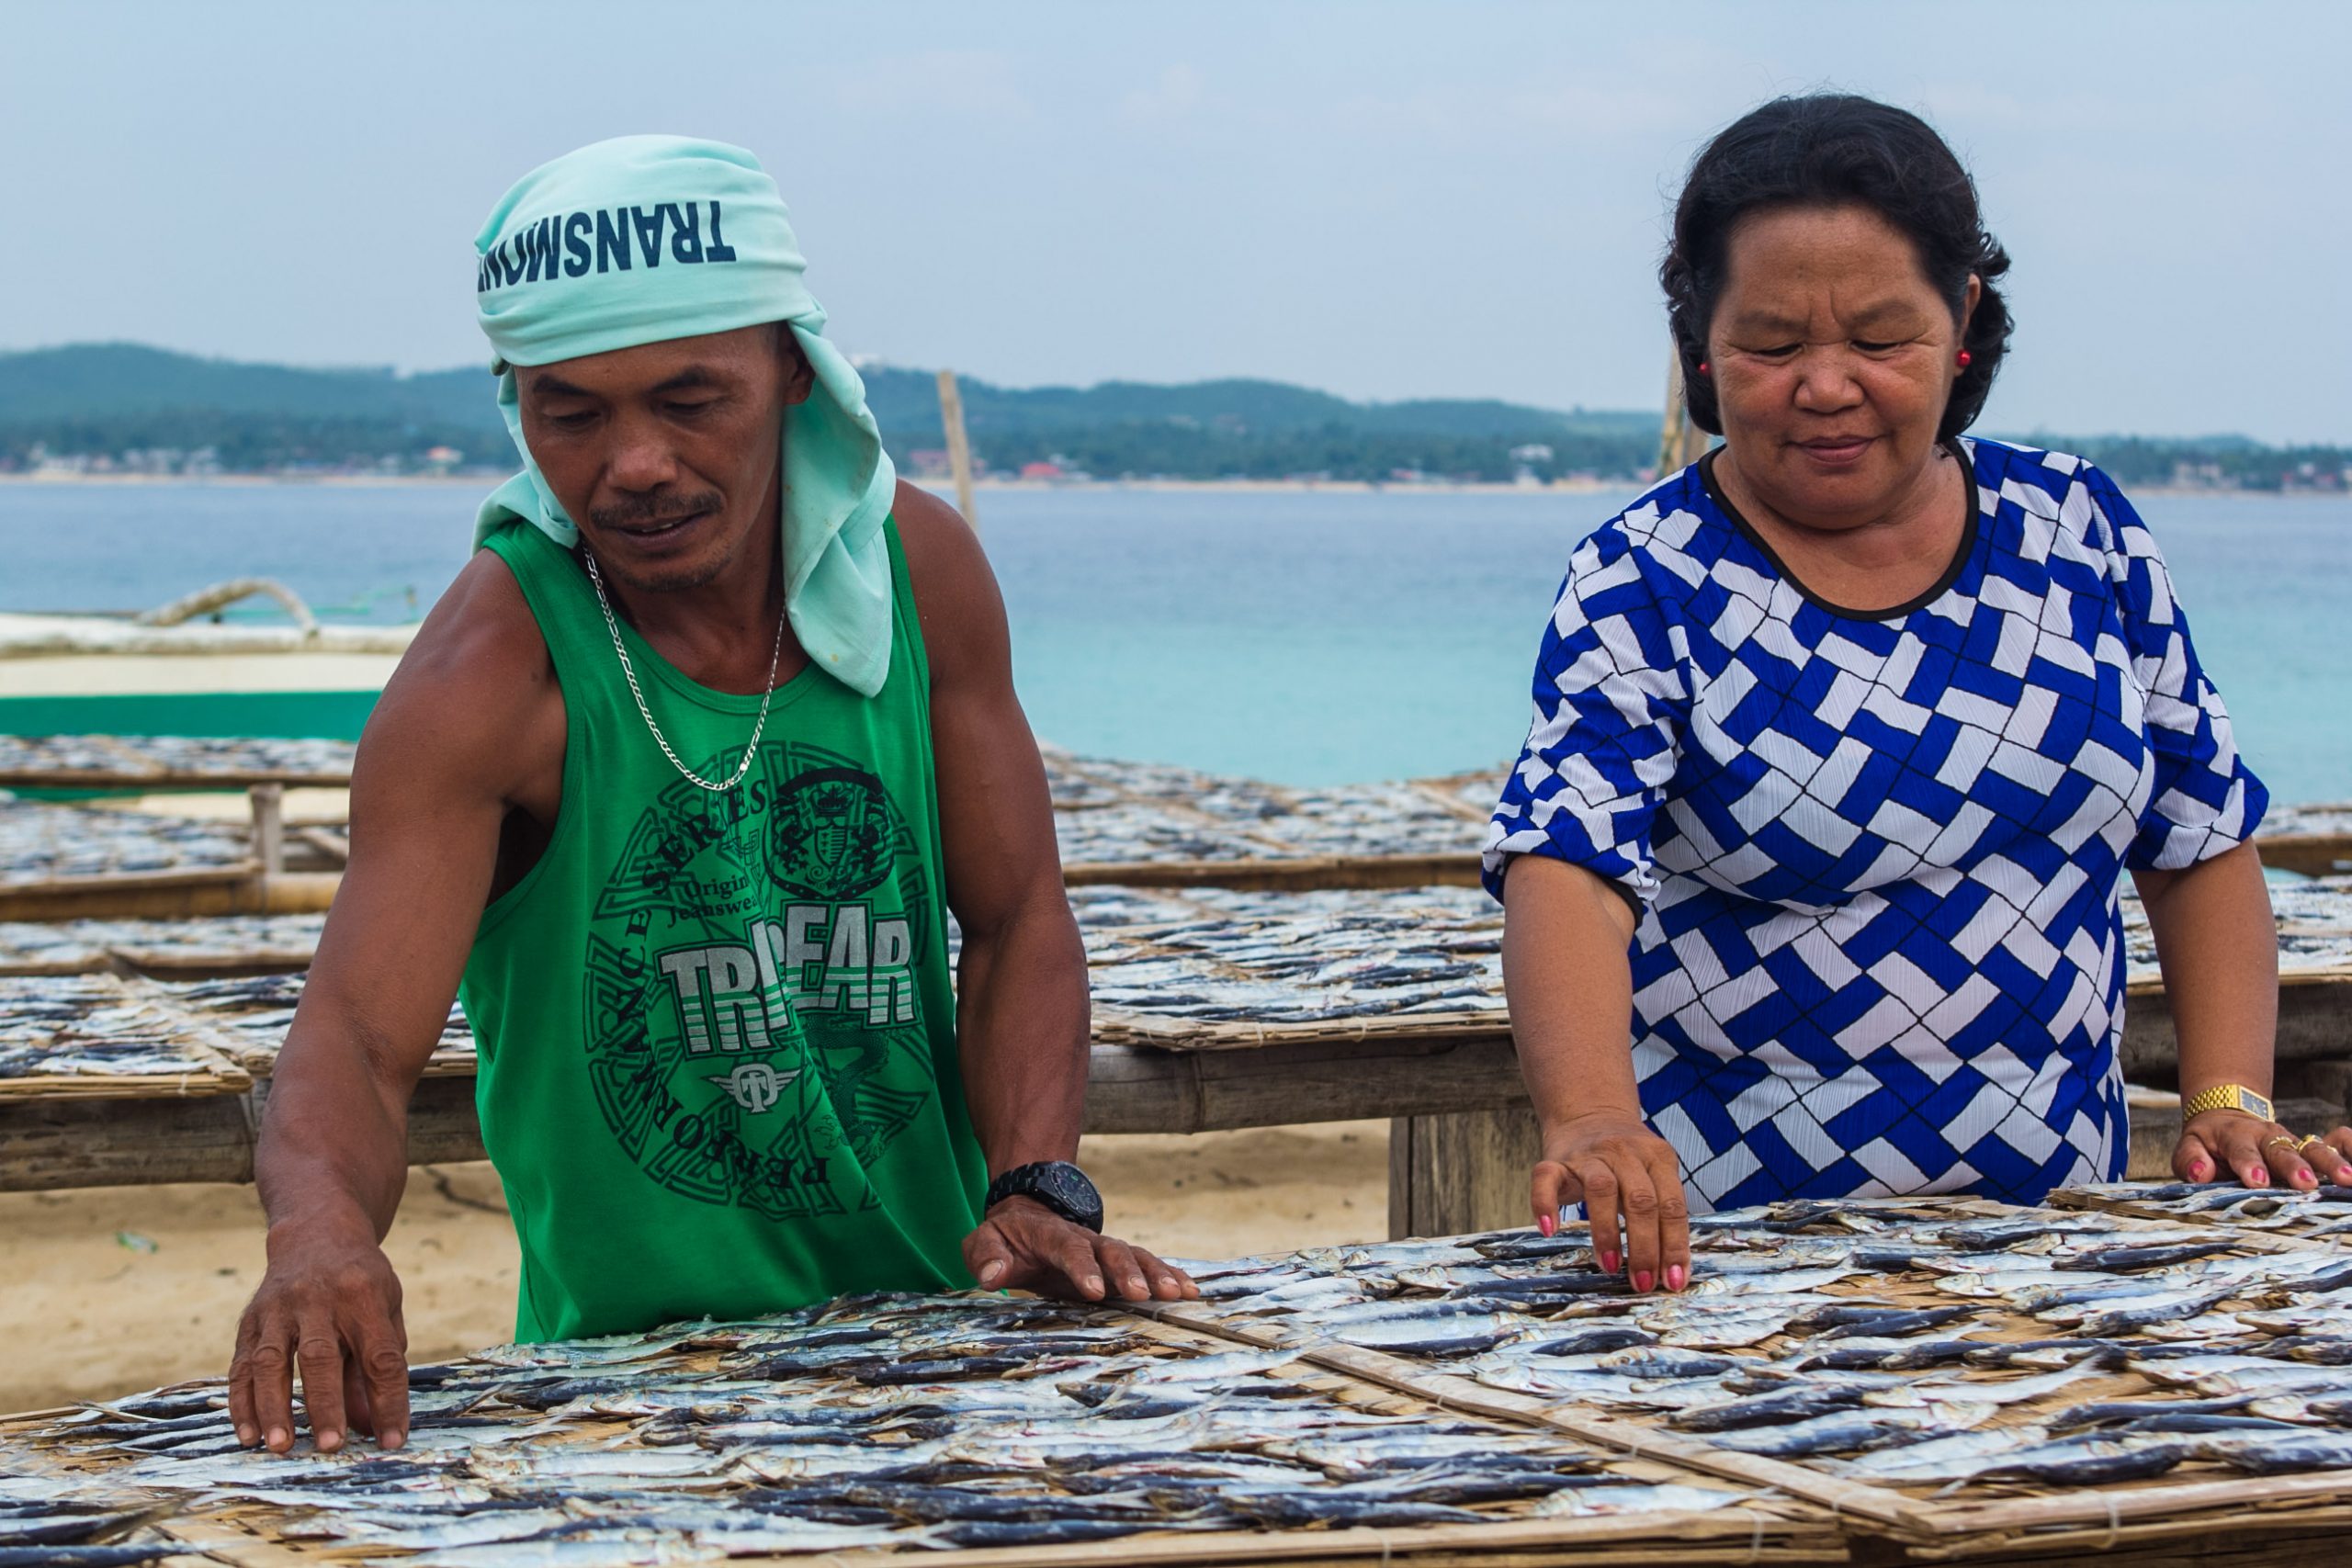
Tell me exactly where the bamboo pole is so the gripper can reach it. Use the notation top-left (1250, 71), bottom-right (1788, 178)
top-left (1131, 1302), bottom-right (1933, 1533)
top-left (937, 368), bottom-right (979, 533)
top-left (0, 870), bottom-right (337, 922)
top-left (1657, 347), bottom-right (1709, 477)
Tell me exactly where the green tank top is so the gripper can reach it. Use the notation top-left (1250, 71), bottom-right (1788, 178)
top-left (462, 519), bottom-right (984, 1341)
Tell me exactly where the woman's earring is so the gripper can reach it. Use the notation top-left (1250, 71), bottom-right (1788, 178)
top-left (1956, 350), bottom-right (1973, 368)
top-left (1696, 361), bottom-right (1710, 376)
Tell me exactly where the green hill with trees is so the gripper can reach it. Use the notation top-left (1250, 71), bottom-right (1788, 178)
top-left (0, 343), bottom-right (2341, 491)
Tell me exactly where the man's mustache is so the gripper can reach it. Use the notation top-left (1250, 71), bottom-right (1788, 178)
top-left (590, 491), bottom-right (724, 531)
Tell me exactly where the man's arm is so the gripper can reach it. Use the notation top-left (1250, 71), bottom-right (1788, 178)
top-left (229, 552), bottom-right (563, 1453)
top-left (892, 482), bottom-right (1192, 1302)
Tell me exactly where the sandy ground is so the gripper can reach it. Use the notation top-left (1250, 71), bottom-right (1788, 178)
top-left (0, 1122), bottom-right (1389, 1416)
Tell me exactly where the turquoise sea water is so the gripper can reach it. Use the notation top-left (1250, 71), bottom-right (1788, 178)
top-left (0, 479), bottom-right (2345, 804)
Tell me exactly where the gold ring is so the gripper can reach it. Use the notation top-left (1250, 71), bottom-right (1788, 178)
top-left (2263, 1134), bottom-right (2302, 1153)
top-left (2301, 1134), bottom-right (2329, 1151)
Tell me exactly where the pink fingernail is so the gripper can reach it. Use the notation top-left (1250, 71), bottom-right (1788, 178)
top-left (1537, 1213), bottom-right (1556, 1237)
top-left (1667, 1265), bottom-right (1686, 1292)
top-left (1599, 1251), bottom-right (1619, 1273)
top-left (2190, 1160), bottom-right (2211, 1178)
top-left (1634, 1270), bottom-right (1655, 1293)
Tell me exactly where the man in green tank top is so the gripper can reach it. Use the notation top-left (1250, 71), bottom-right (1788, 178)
top-left (224, 138), bottom-right (1193, 1459)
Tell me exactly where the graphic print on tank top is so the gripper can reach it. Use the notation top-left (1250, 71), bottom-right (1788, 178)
top-left (581, 738), bottom-right (936, 1221)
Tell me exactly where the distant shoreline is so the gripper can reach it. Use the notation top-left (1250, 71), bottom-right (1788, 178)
top-left (2, 472), bottom-right (2337, 501)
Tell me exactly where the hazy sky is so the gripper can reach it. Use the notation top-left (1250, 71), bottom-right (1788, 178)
top-left (5, 1), bottom-right (2346, 440)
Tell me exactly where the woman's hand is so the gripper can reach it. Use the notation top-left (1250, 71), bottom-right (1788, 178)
top-left (1532, 1111), bottom-right (1690, 1293)
top-left (2175, 1111), bottom-right (2352, 1190)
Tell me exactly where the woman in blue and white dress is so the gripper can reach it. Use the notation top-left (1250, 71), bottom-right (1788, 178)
top-left (1486, 93), bottom-right (2352, 1297)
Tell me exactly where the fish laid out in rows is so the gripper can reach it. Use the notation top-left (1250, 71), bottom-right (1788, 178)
top-left (2120, 875), bottom-right (2352, 979)
top-left (2263, 803), bottom-right (2352, 840)
top-left (156, 975), bottom-right (475, 1074)
top-left (2062, 1179), bottom-right (2352, 1241)
top-left (0, 915), bottom-right (332, 978)
top-left (0, 734), bottom-right (358, 783)
top-left (6, 876), bottom-right (2344, 1080)
top-left (8, 1292), bottom-right (1778, 1564)
top-left (1069, 879), bottom-right (2347, 1034)
top-left (1174, 1196), bottom-right (2352, 1493)
top-left (0, 795), bottom-right (251, 889)
top-left (0, 976), bottom-right (244, 1086)
top-left (0, 741), bottom-right (1497, 874)
top-left (1041, 747), bottom-right (1494, 866)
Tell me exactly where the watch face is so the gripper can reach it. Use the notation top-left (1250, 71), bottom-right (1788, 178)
top-left (1039, 1163), bottom-right (1103, 1226)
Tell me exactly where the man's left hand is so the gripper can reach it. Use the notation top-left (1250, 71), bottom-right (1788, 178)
top-left (963, 1197), bottom-right (1198, 1302)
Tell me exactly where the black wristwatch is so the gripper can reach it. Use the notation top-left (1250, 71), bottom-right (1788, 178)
top-left (985, 1160), bottom-right (1104, 1233)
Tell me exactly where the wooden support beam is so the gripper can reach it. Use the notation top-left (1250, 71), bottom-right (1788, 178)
top-left (0, 1076), bottom-right (486, 1190)
top-left (5, 975), bottom-right (2343, 1206)
top-left (298, 827), bottom-right (351, 865)
top-left (1084, 1037), bottom-right (1525, 1134)
top-left (0, 1092), bottom-right (256, 1188)
top-left (0, 871), bottom-right (338, 922)
top-left (247, 784), bottom-right (285, 876)
top-left (2120, 969), bottom-right (2352, 1078)
top-left (1387, 1107), bottom-right (1544, 1239)
top-left (2260, 832), bottom-right (2352, 877)
top-left (0, 1039), bottom-right (1527, 1192)
top-left (1065, 854), bottom-right (1482, 893)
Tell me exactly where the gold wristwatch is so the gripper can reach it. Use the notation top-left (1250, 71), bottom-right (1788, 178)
top-left (2181, 1083), bottom-right (2274, 1122)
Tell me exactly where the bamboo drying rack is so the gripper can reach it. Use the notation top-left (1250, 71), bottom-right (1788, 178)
top-left (10, 1197), bottom-right (2352, 1564)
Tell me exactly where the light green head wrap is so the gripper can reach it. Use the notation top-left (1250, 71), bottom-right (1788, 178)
top-left (470, 134), bottom-right (896, 697)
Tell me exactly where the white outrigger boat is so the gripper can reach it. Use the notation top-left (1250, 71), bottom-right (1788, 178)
top-left (0, 579), bottom-right (415, 739)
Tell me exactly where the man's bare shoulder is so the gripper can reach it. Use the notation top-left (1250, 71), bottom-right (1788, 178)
top-left (890, 479), bottom-right (1000, 666)
top-left (357, 549), bottom-right (561, 799)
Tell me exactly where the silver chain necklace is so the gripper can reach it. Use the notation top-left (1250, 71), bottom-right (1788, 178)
top-left (582, 547), bottom-right (787, 793)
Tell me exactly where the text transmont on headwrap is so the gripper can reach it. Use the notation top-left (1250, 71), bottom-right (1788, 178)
top-left (478, 201), bottom-right (742, 294)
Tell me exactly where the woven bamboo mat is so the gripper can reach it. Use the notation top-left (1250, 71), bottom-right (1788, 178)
top-left (0, 973), bottom-right (250, 1099)
top-left (0, 1283), bottom-right (1838, 1566)
top-left (1147, 1195), bottom-right (2352, 1552)
top-left (0, 914), bottom-right (327, 979)
top-left (2051, 1180), bottom-right (2352, 1249)
top-left (0, 734), bottom-right (357, 790)
top-left (2, 876), bottom-right (2344, 1077)
top-left (145, 973), bottom-right (476, 1078)
top-left (16, 1197), bottom-right (2352, 1562)
top-left (0, 795), bottom-right (254, 891)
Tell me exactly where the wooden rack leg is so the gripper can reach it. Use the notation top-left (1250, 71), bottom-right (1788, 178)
top-left (1388, 1107), bottom-right (1543, 1238)
top-left (247, 784), bottom-right (285, 876)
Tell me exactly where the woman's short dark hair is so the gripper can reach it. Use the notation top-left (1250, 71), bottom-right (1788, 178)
top-left (1663, 93), bottom-right (2013, 443)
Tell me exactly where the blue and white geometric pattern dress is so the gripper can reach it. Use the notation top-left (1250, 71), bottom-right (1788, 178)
top-left (1483, 438), bottom-right (2266, 1211)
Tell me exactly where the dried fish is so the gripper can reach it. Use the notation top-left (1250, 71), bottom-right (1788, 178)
top-left (0, 734), bottom-right (356, 784)
top-left (0, 976), bottom-right (246, 1089)
top-left (0, 795), bottom-right (250, 887)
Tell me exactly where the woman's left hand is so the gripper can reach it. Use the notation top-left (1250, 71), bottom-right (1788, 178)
top-left (2174, 1111), bottom-right (2352, 1190)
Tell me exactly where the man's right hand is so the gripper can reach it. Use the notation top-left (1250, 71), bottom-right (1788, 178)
top-left (1530, 1111), bottom-right (1690, 1294)
top-left (224, 548), bottom-right (554, 1454)
top-left (228, 1219), bottom-right (411, 1454)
